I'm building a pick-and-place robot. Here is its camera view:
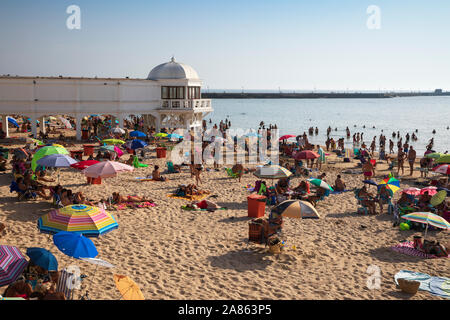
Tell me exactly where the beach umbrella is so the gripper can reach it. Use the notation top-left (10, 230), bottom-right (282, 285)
top-left (0, 245), bottom-right (28, 287)
top-left (401, 187), bottom-right (421, 196)
top-left (378, 177), bottom-right (400, 194)
top-left (271, 200), bottom-right (320, 219)
top-left (420, 186), bottom-right (438, 196)
top-left (102, 139), bottom-right (125, 145)
top-left (26, 248), bottom-right (58, 271)
top-left (279, 135), bottom-right (296, 141)
top-left (49, 116), bottom-right (57, 121)
top-left (130, 131), bottom-right (146, 138)
top-left (7, 117), bottom-right (19, 128)
top-left (130, 139), bottom-right (147, 150)
top-left (430, 190), bottom-right (447, 207)
top-left (432, 164), bottom-right (450, 175)
top-left (70, 160), bottom-right (100, 170)
top-left (154, 133), bottom-right (167, 138)
top-left (38, 204), bottom-right (118, 237)
top-left (436, 154), bottom-right (450, 164)
top-left (293, 150), bottom-right (320, 160)
top-left (425, 153), bottom-right (443, 159)
top-left (53, 231), bottom-right (98, 259)
top-left (58, 116), bottom-right (72, 129)
top-left (244, 132), bottom-right (262, 138)
top-left (83, 161), bottom-right (133, 179)
top-left (26, 138), bottom-right (45, 146)
top-left (31, 145), bottom-right (69, 172)
top-left (307, 178), bottom-right (334, 191)
top-left (362, 180), bottom-right (378, 187)
top-left (166, 133), bottom-right (183, 140)
top-left (114, 145), bottom-right (124, 158)
top-left (99, 145), bottom-right (117, 153)
top-left (401, 212), bottom-right (450, 240)
top-left (37, 154), bottom-right (78, 168)
top-left (80, 257), bottom-right (115, 269)
top-left (110, 128), bottom-right (125, 135)
top-left (253, 165), bottom-right (292, 180)
top-left (114, 274), bottom-right (145, 300)
top-left (52, 144), bottom-right (66, 149)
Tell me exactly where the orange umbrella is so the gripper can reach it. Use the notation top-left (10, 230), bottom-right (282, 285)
top-left (113, 274), bottom-right (144, 300)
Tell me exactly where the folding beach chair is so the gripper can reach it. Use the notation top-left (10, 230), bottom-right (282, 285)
top-left (56, 269), bottom-right (76, 300)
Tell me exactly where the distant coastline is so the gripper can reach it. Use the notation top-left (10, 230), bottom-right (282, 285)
top-left (202, 91), bottom-right (450, 99)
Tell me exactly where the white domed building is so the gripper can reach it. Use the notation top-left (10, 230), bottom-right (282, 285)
top-left (0, 57), bottom-right (212, 139)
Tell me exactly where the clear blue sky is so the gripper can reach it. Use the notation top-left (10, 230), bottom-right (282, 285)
top-left (0, 0), bottom-right (449, 91)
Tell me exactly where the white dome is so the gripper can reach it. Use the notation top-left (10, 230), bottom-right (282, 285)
top-left (147, 57), bottom-right (199, 80)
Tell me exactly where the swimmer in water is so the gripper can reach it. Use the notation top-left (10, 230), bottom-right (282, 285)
top-left (432, 129), bottom-right (436, 134)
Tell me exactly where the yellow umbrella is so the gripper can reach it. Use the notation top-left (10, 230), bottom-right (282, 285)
top-left (52, 144), bottom-right (65, 149)
top-left (113, 274), bottom-right (144, 300)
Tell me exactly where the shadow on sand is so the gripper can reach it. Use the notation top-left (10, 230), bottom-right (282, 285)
top-left (208, 248), bottom-right (273, 272)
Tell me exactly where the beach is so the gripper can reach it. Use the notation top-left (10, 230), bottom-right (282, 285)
top-left (0, 131), bottom-right (448, 300)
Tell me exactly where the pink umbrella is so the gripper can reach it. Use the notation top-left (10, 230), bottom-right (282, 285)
top-left (419, 186), bottom-right (438, 196)
top-left (114, 146), bottom-right (124, 158)
top-left (83, 161), bottom-right (133, 178)
top-left (279, 135), bottom-right (296, 141)
top-left (293, 150), bottom-right (320, 160)
top-left (433, 164), bottom-right (450, 175)
top-left (401, 187), bottom-right (421, 196)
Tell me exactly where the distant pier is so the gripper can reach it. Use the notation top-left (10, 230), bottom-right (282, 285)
top-left (202, 91), bottom-right (450, 99)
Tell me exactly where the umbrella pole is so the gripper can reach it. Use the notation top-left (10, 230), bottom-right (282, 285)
top-left (423, 223), bottom-right (429, 241)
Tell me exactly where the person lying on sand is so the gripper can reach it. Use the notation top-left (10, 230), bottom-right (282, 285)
top-left (112, 192), bottom-right (153, 204)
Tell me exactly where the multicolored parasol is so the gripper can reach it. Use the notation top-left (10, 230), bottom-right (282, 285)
top-left (0, 245), bottom-right (28, 287)
top-left (378, 177), bottom-right (400, 194)
top-left (433, 164), bottom-right (450, 175)
top-left (38, 204), bottom-right (119, 237)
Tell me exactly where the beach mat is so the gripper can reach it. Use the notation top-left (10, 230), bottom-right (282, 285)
top-left (391, 241), bottom-right (449, 259)
top-left (112, 201), bottom-right (156, 210)
top-left (394, 270), bottom-right (450, 299)
top-left (167, 194), bottom-right (209, 201)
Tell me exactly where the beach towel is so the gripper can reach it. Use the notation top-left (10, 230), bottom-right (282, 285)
top-left (167, 194), bottom-right (209, 201)
top-left (391, 241), bottom-right (449, 259)
top-left (113, 201), bottom-right (156, 210)
top-left (394, 270), bottom-right (450, 299)
top-left (135, 177), bottom-right (155, 182)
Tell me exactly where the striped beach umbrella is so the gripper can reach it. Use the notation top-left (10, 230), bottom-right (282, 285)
top-left (307, 178), bottom-right (334, 191)
top-left (401, 212), bottom-right (450, 240)
top-left (378, 177), bottom-right (400, 194)
top-left (38, 204), bottom-right (119, 237)
top-left (253, 165), bottom-right (292, 180)
top-left (0, 245), bottom-right (28, 287)
top-left (271, 200), bottom-right (320, 219)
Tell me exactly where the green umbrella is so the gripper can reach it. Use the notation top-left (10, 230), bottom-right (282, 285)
top-left (425, 152), bottom-right (443, 159)
top-left (436, 154), bottom-right (450, 164)
top-left (102, 139), bottom-right (125, 145)
top-left (307, 178), bottom-right (334, 191)
top-left (31, 146), bottom-right (69, 172)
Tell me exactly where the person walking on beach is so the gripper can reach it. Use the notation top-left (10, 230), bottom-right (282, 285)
top-left (407, 146), bottom-right (416, 176)
top-left (397, 148), bottom-right (406, 176)
top-left (389, 139), bottom-right (394, 154)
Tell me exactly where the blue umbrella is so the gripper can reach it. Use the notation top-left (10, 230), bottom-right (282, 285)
top-left (26, 248), bottom-right (58, 271)
top-left (362, 180), bottom-right (378, 187)
top-left (37, 154), bottom-right (78, 168)
top-left (53, 231), bottom-right (98, 259)
top-left (130, 139), bottom-right (147, 150)
top-left (167, 133), bottom-right (183, 140)
top-left (130, 131), bottom-right (146, 138)
top-left (7, 117), bottom-right (19, 128)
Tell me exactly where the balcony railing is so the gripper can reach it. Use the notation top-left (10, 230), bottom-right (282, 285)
top-left (159, 99), bottom-right (212, 110)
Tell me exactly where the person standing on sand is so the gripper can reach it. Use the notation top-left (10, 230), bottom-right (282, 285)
top-left (407, 146), bottom-right (416, 176)
top-left (397, 148), bottom-right (406, 176)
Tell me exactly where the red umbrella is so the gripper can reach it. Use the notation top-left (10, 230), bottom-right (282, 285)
top-left (71, 160), bottom-right (100, 170)
top-left (433, 164), bottom-right (450, 175)
top-left (279, 135), bottom-right (296, 141)
top-left (293, 150), bottom-right (320, 160)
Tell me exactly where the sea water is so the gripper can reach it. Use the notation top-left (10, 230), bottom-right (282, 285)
top-left (204, 96), bottom-right (450, 155)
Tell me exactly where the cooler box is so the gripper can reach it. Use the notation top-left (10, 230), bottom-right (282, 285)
top-left (247, 194), bottom-right (266, 218)
top-left (156, 147), bottom-right (167, 158)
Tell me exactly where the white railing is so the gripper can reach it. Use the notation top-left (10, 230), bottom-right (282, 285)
top-left (160, 99), bottom-right (211, 110)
